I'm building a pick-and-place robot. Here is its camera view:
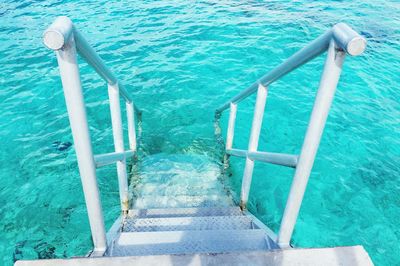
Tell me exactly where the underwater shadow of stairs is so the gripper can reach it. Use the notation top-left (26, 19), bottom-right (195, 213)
top-left (131, 153), bottom-right (234, 209)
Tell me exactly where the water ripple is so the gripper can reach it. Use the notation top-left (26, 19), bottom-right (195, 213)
top-left (0, 0), bottom-right (399, 265)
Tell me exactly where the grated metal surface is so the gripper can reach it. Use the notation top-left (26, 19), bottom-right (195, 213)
top-left (123, 215), bottom-right (256, 232)
top-left (113, 153), bottom-right (272, 257)
top-left (109, 229), bottom-right (269, 256)
top-left (128, 207), bottom-right (242, 218)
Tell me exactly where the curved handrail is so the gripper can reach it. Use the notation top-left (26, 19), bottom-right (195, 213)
top-left (43, 16), bottom-right (141, 114)
top-left (215, 23), bottom-right (366, 114)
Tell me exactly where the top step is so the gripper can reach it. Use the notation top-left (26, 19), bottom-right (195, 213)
top-left (128, 207), bottom-right (242, 218)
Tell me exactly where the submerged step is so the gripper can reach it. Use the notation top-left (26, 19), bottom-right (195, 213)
top-left (128, 207), bottom-right (243, 218)
top-left (123, 215), bottom-right (256, 232)
top-left (138, 172), bottom-right (220, 183)
top-left (132, 153), bottom-right (232, 209)
top-left (110, 229), bottom-right (269, 256)
top-left (133, 181), bottom-right (226, 197)
top-left (133, 194), bottom-right (234, 209)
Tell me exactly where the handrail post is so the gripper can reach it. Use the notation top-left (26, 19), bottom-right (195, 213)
top-left (277, 41), bottom-right (346, 247)
top-left (126, 102), bottom-right (137, 151)
top-left (224, 103), bottom-right (237, 165)
top-left (226, 103), bottom-right (237, 150)
top-left (54, 36), bottom-right (107, 254)
top-left (240, 84), bottom-right (268, 210)
top-left (108, 83), bottom-right (129, 213)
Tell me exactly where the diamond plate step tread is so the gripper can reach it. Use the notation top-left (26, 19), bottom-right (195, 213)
top-left (128, 207), bottom-right (243, 218)
top-left (133, 194), bottom-right (234, 209)
top-left (110, 229), bottom-right (269, 256)
top-left (123, 215), bottom-right (257, 232)
top-left (133, 181), bottom-right (226, 197)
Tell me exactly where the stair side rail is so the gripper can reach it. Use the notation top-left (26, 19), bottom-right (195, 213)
top-left (43, 16), bottom-right (142, 255)
top-left (215, 23), bottom-right (366, 248)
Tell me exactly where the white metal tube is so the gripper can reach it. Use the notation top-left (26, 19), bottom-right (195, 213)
top-left (94, 150), bottom-right (135, 168)
top-left (240, 84), bottom-right (268, 209)
top-left (216, 23), bottom-right (366, 114)
top-left (126, 102), bottom-right (137, 151)
top-left (73, 29), bottom-right (133, 103)
top-left (226, 103), bottom-right (237, 150)
top-left (108, 83), bottom-right (129, 212)
top-left (43, 16), bottom-right (136, 104)
top-left (226, 149), bottom-right (298, 168)
top-left (248, 151), bottom-right (298, 168)
top-left (277, 41), bottom-right (346, 247)
top-left (226, 148), bottom-right (248, 157)
top-left (54, 37), bottom-right (106, 253)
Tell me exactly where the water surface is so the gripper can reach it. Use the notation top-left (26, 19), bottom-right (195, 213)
top-left (1, 0), bottom-right (399, 265)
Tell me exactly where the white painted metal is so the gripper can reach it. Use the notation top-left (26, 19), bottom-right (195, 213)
top-left (215, 23), bottom-right (366, 114)
top-left (108, 83), bottom-right (129, 212)
top-left (226, 148), bottom-right (247, 157)
top-left (226, 103), bottom-right (237, 150)
top-left (43, 16), bottom-right (139, 105)
top-left (105, 215), bottom-right (123, 253)
top-left (53, 36), bottom-right (107, 254)
top-left (216, 23), bottom-right (366, 246)
top-left (43, 16), bottom-right (142, 253)
top-left (126, 102), bottom-right (137, 151)
top-left (43, 16), bottom-right (73, 50)
top-left (243, 210), bottom-right (278, 244)
top-left (277, 41), bottom-right (346, 247)
top-left (94, 150), bottom-right (134, 168)
top-left (42, 18), bottom-right (369, 261)
top-left (248, 151), bottom-right (297, 168)
top-left (226, 149), bottom-right (298, 168)
top-left (332, 23), bottom-right (367, 56)
top-left (240, 84), bottom-right (268, 209)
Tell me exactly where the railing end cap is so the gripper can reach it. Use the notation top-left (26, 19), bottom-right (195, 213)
top-left (332, 23), bottom-right (367, 56)
top-left (43, 16), bottom-right (73, 50)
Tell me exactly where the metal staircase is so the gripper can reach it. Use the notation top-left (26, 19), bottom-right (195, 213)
top-left (105, 153), bottom-right (276, 257)
top-left (131, 153), bottom-right (234, 208)
top-left (15, 16), bottom-right (374, 265)
top-left (109, 209), bottom-right (275, 256)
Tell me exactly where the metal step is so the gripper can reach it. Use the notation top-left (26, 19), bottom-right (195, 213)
top-left (133, 194), bottom-right (234, 208)
top-left (109, 229), bottom-right (269, 256)
top-left (123, 215), bottom-right (257, 232)
top-left (133, 181), bottom-right (226, 196)
top-left (128, 207), bottom-right (243, 218)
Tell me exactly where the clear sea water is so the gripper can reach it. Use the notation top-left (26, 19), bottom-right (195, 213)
top-left (1, 0), bottom-right (399, 265)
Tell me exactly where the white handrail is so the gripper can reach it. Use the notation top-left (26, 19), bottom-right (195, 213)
top-left (43, 17), bottom-right (139, 108)
top-left (215, 23), bottom-right (366, 248)
top-left (94, 150), bottom-right (135, 168)
top-left (43, 16), bottom-right (141, 255)
top-left (226, 149), bottom-right (298, 168)
top-left (216, 23), bottom-right (366, 114)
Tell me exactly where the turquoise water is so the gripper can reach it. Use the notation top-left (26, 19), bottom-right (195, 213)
top-left (1, 0), bottom-right (399, 264)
